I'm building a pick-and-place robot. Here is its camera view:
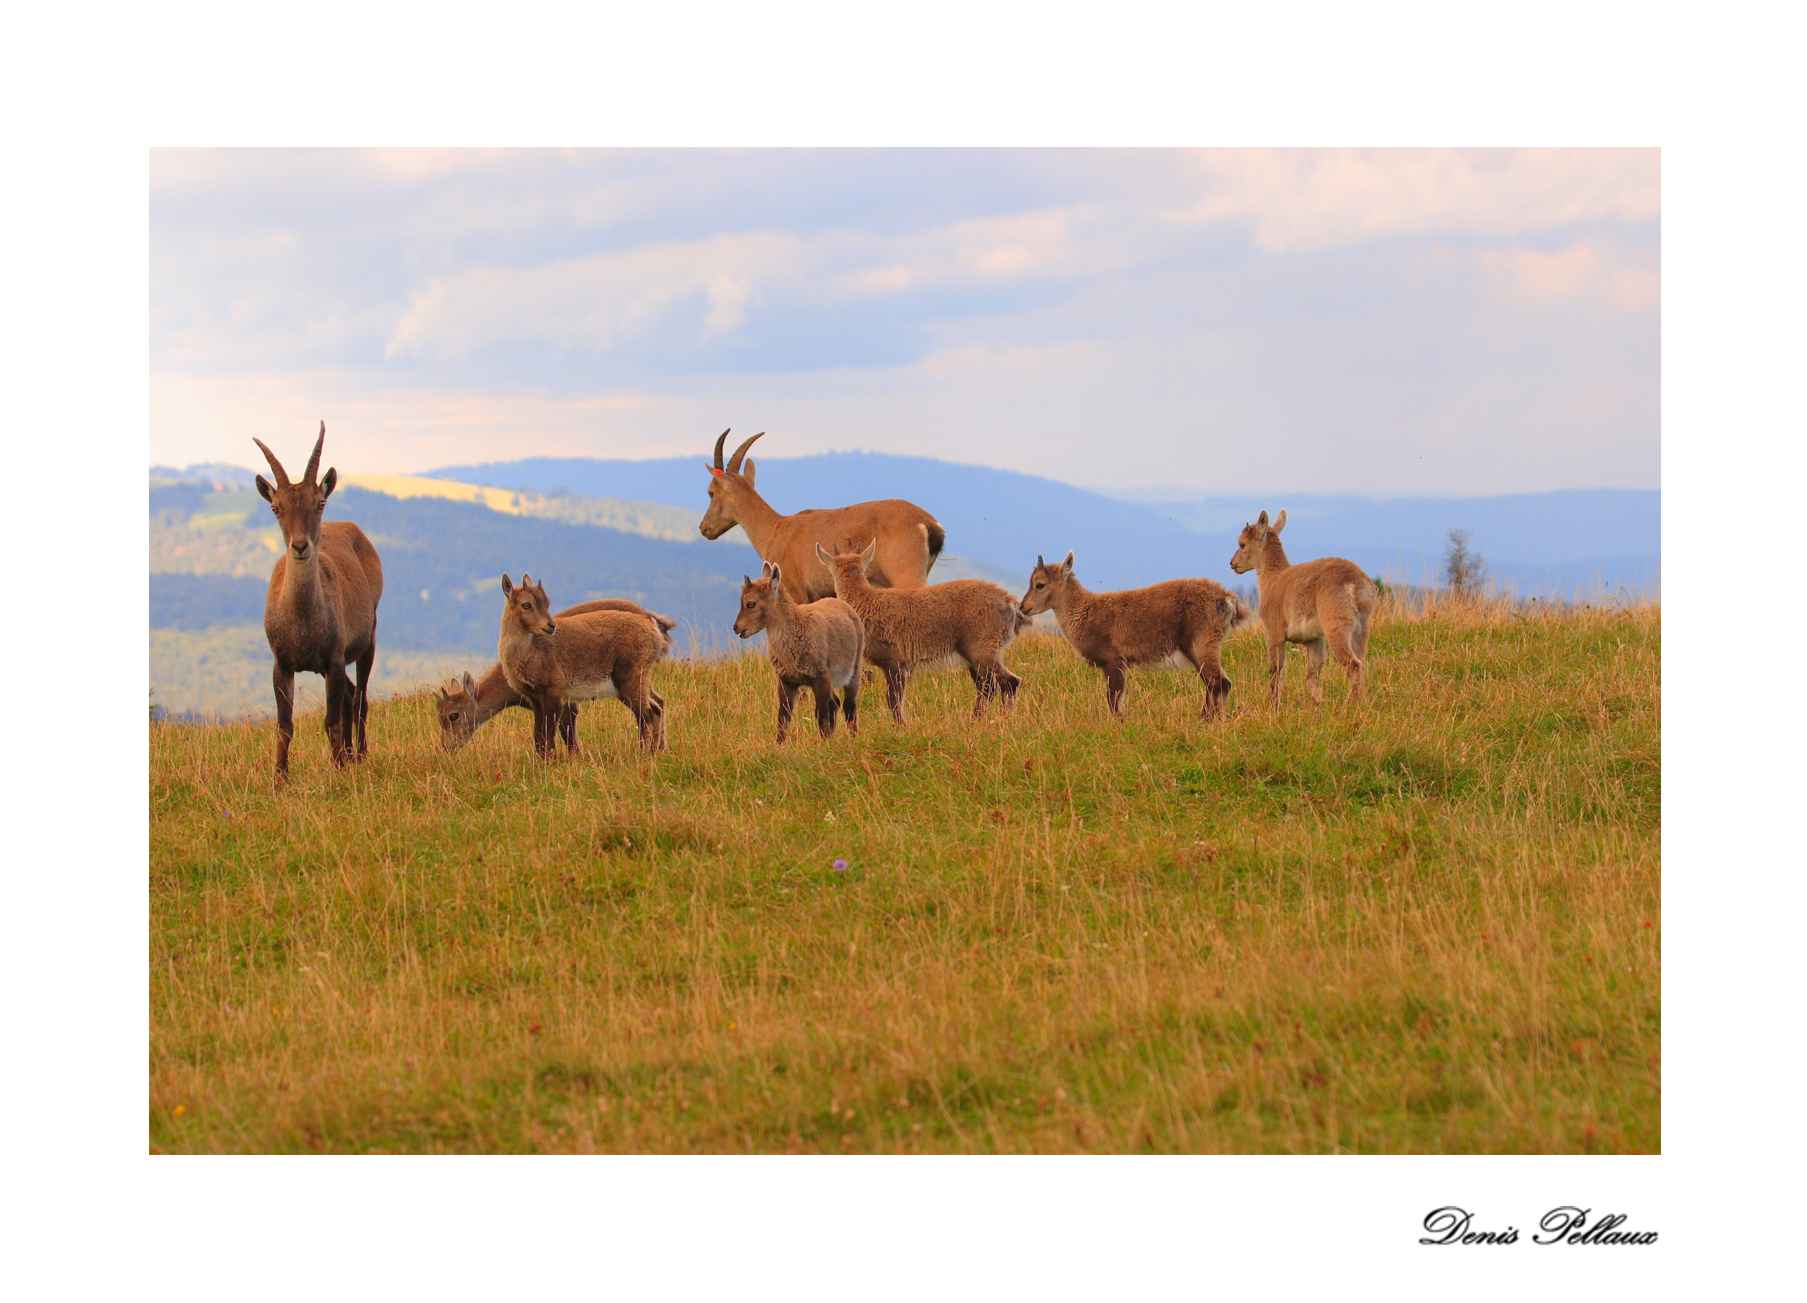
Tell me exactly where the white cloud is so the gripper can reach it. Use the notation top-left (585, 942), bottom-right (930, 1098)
top-left (384, 207), bottom-right (1113, 360)
top-left (1173, 148), bottom-right (1658, 250)
top-left (385, 232), bottom-right (806, 359)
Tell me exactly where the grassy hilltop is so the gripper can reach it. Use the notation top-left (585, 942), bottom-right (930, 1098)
top-left (149, 596), bottom-right (1660, 1153)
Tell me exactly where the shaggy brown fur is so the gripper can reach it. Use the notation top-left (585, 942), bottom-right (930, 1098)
top-left (253, 423), bottom-right (384, 783)
top-left (497, 577), bottom-right (668, 756)
top-left (1018, 552), bottom-right (1251, 720)
top-left (438, 599), bottom-right (674, 751)
top-left (733, 561), bottom-right (864, 744)
top-left (1229, 509), bottom-right (1379, 707)
top-left (698, 429), bottom-right (946, 603)
top-left (817, 540), bottom-right (1023, 724)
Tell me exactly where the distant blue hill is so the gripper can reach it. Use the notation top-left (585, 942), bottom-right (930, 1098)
top-left (427, 453), bottom-right (1659, 598)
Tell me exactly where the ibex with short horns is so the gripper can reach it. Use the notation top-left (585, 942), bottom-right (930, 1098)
top-left (253, 422), bottom-right (384, 783)
top-left (733, 561), bottom-right (864, 744)
top-left (438, 599), bottom-right (674, 752)
top-left (1018, 552), bottom-right (1250, 721)
top-left (699, 428), bottom-right (947, 604)
top-left (497, 575), bottom-right (668, 757)
top-left (818, 541), bottom-right (1024, 724)
top-left (1228, 510), bottom-right (1379, 707)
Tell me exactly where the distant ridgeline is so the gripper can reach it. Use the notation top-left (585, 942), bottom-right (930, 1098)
top-left (428, 452), bottom-right (1661, 599)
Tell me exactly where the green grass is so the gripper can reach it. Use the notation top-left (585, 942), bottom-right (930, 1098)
top-left (149, 597), bottom-right (1659, 1153)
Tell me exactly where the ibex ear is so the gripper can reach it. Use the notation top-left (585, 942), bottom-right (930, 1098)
top-left (320, 467), bottom-right (338, 500)
top-left (255, 475), bottom-right (276, 503)
top-left (1256, 510), bottom-right (1269, 528)
top-left (815, 542), bottom-right (833, 566)
top-left (861, 539), bottom-right (877, 568)
top-left (461, 671), bottom-right (475, 694)
top-left (1036, 554), bottom-right (1045, 570)
top-left (742, 459), bottom-right (756, 487)
top-left (1271, 509), bottom-right (1287, 535)
top-left (769, 562), bottom-right (782, 587)
top-left (1062, 551), bottom-right (1075, 572)
top-left (708, 465), bottom-right (724, 478)
top-left (500, 573), bottom-right (514, 595)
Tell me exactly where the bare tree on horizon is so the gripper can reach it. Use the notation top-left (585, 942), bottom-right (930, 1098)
top-left (1445, 529), bottom-right (1485, 595)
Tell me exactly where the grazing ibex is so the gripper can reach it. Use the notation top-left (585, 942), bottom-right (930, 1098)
top-left (438, 599), bottom-right (674, 752)
top-left (1229, 510), bottom-right (1379, 707)
top-left (733, 561), bottom-right (863, 744)
top-left (497, 576), bottom-right (668, 757)
top-left (817, 541), bottom-right (1024, 724)
top-left (699, 429), bottom-right (946, 603)
top-left (1018, 552), bottom-right (1251, 720)
top-left (253, 423), bottom-right (384, 783)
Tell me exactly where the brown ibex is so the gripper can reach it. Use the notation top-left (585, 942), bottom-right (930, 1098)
top-left (253, 423), bottom-right (384, 782)
top-left (733, 561), bottom-right (864, 744)
top-left (817, 541), bottom-right (1024, 724)
top-left (438, 599), bottom-right (674, 751)
top-left (699, 428), bottom-right (946, 603)
top-left (497, 576), bottom-right (668, 756)
top-left (1018, 552), bottom-right (1251, 720)
top-left (1229, 510), bottom-right (1379, 706)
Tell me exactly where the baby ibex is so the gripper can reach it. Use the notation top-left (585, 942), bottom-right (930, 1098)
top-left (816, 540), bottom-right (1024, 724)
top-left (439, 599), bottom-right (674, 751)
top-left (253, 422), bottom-right (384, 783)
top-left (1229, 509), bottom-right (1379, 707)
top-left (1018, 552), bottom-right (1251, 720)
top-left (733, 561), bottom-right (863, 744)
top-left (497, 576), bottom-right (668, 756)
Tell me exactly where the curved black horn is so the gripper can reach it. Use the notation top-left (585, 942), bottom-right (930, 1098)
top-left (712, 428), bottom-right (731, 469)
top-left (727, 431), bottom-right (765, 474)
top-left (251, 438), bottom-right (290, 488)
top-left (303, 421), bottom-right (326, 484)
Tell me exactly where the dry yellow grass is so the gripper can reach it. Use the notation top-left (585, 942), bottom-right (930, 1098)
top-left (149, 594), bottom-right (1659, 1153)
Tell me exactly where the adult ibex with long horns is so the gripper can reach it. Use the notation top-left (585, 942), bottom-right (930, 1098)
top-left (252, 422), bottom-right (384, 784)
top-left (698, 428), bottom-right (946, 605)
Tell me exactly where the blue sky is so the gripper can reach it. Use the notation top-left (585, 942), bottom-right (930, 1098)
top-left (150, 148), bottom-right (1658, 495)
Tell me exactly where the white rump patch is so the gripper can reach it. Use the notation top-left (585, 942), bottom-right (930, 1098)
top-left (1286, 614), bottom-right (1324, 642)
top-left (564, 676), bottom-right (620, 702)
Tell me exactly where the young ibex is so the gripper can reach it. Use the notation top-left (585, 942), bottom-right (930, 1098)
top-left (253, 422), bottom-right (384, 782)
top-left (438, 599), bottom-right (674, 751)
top-left (699, 428), bottom-right (946, 603)
top-left (497, 576), bottom-right (668, 756)
top-left (1229, 509), bottom-right (1379, 706)
top-left (816, 540), bottom-right (1024, 724)
top-left (1018, 552), bottom-right (1251, 720)
top-left (733, 561), bottom-right (863, 744)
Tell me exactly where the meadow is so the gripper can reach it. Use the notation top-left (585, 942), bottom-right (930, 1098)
top-left (148, 594), bottom-right (1659, 1153)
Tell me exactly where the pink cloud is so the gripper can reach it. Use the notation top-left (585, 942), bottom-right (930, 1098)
top-left (1481, 242), bottom-right (1659, 312)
